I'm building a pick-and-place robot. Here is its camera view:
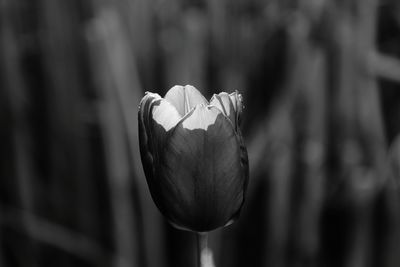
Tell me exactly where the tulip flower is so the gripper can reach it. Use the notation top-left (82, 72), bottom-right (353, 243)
top-left (138, 85), bottom-right (249, 233)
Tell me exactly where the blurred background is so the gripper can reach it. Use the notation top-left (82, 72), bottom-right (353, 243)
top-left (2, 0), bottom-right (400, 266)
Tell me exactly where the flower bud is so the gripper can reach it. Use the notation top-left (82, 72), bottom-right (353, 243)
top-left (138, 85), bottom-right (249, 232)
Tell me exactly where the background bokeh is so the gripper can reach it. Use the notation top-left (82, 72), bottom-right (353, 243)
top-left (2, 0), bottom-right (400, 266)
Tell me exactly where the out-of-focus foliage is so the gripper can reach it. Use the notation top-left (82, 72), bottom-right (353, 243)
top-left (1, 0), bottom-right (400, 267)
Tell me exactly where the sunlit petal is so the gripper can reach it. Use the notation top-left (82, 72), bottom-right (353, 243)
top-left (164, 85), bottom-right (208, 116)
top-left (152, 99), bottom-right (182, 131)
top-left (210, 92), bottom-right (237, 130)
top-left (180, 104), bottom-right (221, 131)
top-left (229, 91), bottom-right (244, 127)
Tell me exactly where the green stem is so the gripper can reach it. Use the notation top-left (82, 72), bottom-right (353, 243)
top-left (196, 232), bottom-right (211, 267)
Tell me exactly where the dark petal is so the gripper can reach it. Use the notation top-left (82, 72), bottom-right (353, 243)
top-left (210, 91), bottom-right (248, 224)
top-left (210, 92), bottom-right (237, 130)
top-left (138, 92), bottom-right (162, 189)
top-left (222, 131), bottom-right (249, 227)
top-left (237, 128), bottom-right (250, 205)
top-left (229, 91), bottom-right (244, 126)
top-left (228, 91), bottom-right (247, 186)
top-left (158, 105), bottom-right (246, 232)
top-left (139, 94), bottom-right (186, 222)
top-left (164, 85), bottom-right (208, 116)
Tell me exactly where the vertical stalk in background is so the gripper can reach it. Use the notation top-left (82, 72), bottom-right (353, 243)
top-left (86, 8), bottom-right (145, 267)
top-left (1, 2), bottom-right (36, 265)
top-left (40, 0), bottom-right (101, 246)
top-left (283, 3), bottom-right (327, 265)
top-left (89, 2), bottom-right (166, 266)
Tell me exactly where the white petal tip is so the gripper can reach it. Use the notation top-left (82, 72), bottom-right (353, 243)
top-left (181, 105), bottom-right (220, 131)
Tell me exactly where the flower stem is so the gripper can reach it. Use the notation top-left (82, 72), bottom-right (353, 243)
top-left (196, 232), bottom-right (214, 267)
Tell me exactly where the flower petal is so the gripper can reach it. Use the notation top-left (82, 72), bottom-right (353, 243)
top-left (229, 91), bottom-right (244, 127)
top-left (210, 92), bottom-right (237, 130)
top-left (237, 128), bottom-right (249, 197)
top-left (157, 105), bottom-right (246, 231)
top-left (229, 91), bottom-right (243, 113)
top-left (152, 99), bottom-right (182, 131)
top-left (164, 85), bottom-right (208, 116)
top-left (138, 92), bottom-right (162, 187)
top-left (150, 99), bottom-right (182, 164)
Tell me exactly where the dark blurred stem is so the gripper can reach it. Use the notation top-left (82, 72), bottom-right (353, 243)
top-left (197, 232), bottom-right (210, 267)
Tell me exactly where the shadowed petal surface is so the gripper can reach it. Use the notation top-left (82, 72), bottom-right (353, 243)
top-left (140, 96), bottom-right (185, 215)
top-left (157, 105), bottom-right (245, 231)
top-left (164, 85), bottom-right (208, 116)
top-left (138, 92), bottom-right (162, 189)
